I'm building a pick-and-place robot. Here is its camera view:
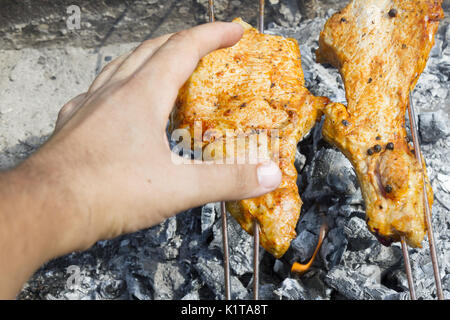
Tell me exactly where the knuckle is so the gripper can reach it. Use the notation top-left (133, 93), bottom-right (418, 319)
top-left (101, 63), bottom-right (114, 74)
top-left (137, 38), bottom-right (158, 51)
top-left (167, 31), bottom-right (197, 55)
top-left (100, 60), bottom-right (118, 74)
top-left (168, 30), bottom-right (191, 43)
top-left (99, 53), bottom-right (127, 75)
top-left (58, 102), bottom-right (74, 118)
top-left (56, 93), bottom-right (86, 126)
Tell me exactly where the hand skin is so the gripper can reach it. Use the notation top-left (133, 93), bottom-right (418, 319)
top-left (0, 22), bottom-right (282, 299)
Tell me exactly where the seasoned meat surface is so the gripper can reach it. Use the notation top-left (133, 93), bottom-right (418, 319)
top-left (172, 18), bottom-right (328, 257)
top-left (316, 0), bottom-right (443, 247)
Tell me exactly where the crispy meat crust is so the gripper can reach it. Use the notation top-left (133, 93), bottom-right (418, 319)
top-left (316, 0), bottom-right (443, 247)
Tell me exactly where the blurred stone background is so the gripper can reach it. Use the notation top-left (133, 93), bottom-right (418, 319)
top-left (0, 0), bottom-right (449, 300)
top-left (0, 0), bottom-right (351, 50)
top-left (1, 0), bottom-right (449, 49)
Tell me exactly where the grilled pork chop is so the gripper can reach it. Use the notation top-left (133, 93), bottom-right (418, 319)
top-left (171, 18), bottom-right (329, 258)
top-left (316, 0), bottom-right (443, 247)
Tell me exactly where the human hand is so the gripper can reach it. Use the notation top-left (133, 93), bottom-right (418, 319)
top-left (26, 22), bottom-right (282, 257)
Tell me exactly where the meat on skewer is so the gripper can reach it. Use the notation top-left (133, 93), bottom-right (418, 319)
top-left (316, 0), bottom-right (443, 247)
top-left (171, 18), bottom-right (329, 258)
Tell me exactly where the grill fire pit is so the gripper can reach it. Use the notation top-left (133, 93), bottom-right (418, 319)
top-left (0, 0), bottom-right (448, 300)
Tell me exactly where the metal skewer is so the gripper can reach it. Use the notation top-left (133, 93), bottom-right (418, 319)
top-left (208, 0), bottom-right (215, 22)
top-left (251, 0), bottom-right (265, 301)
top-left (253, 222), bottom-right (260, 300)
top-left (400, 236), bottom-right (417, 300)
top-left (258, 0), bottom-right (265, 33)
top-left (221, 202), bottom-right (231, 300)
top-left (207, 0), bottom-right (231, 300)
top-left (408, 92), bottom-right (444, 300)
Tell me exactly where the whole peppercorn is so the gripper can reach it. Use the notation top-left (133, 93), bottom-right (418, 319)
top-left (386, 142), bottom-right (394, 150)
top-left (385, 185), bottom-right (393, 193)
top-left (367, 148), bottom-right (374, 156)
top-left (373, 144), bottom-right (382, 153)
top-left (388, 9), bottom-right (397, 18)
top-left (376, 136), bottom-right (381, 140)
top-left (342, 119), bottom-right (350, 126)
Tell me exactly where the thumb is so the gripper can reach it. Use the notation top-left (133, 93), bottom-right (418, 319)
top-left (175, 161), bottom-right (282, 207)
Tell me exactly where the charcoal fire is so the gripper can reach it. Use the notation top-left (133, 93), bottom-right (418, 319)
top-left (0, 0), bottom-right (448, 300)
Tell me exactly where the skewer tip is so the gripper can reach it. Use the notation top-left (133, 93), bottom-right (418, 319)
top-left (400, 236), bottom-right (417, 300)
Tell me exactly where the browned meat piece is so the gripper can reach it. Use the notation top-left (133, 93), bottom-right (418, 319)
top-left (171, 18), bottom-right (329, 257)
top-left (316, 0), bottom-right (443, 247)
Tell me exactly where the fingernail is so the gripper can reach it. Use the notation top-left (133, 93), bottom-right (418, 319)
top-left (257, 161), bottom-right (282, 190)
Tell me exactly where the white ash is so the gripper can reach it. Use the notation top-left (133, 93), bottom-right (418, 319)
top-left (7, 12), bottom-right (449, 300)
top-left (325, 266), bottom-right (404, 300)
top-left (344, 216), bottom-right (377, 251)
top-left (200, 202), bottom-right (219, 240)
top-left (274, 278), bottom-right (310, 300)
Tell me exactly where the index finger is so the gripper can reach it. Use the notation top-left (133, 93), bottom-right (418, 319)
top-left (128, 22), bottom-right (244, 118)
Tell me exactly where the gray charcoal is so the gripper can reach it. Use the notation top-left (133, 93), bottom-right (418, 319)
top-left (258, 284), bottom-right (277, 300)
top-left (344, 216), bottom-right (376, 250)
top-left (146, 217), bottom-right (177, 245)
top-left (320, 227), bottom-right (348, 270)
top-left (273, 259), bottom-right (291, 279)
top-left (274, 278), bottom-right (309, 300)
top-left (296, 205), bottom-right (322, 233)
top-left (301, 269), bottom-right (331, 299)
top-left (160, 237), bottom-right (182, 260)
top-left (145, 260), bottom-right (187, 300)
top-left (194, 254), bottom-right (248, 300)
top-left (181, 290), bottom-right (200, 300)
top-left (419, 110), bottom-right (449, 143)
top-left (290, 230), bottom-right (317, 263)
top-left (383, 268), bottom-right (410, 293)
top-left (367, 245), bottom-right (403, 269)
top-left (443, 274), bottom-right (450, 292)
top-left (98, 277), bottom-right (126, 299)
top-left (286, 205), bottom-right (323, 265)
top-left (303, 148), bottom-right (358, 202)
top-left (326, 266), bottom-right (399, 300)
top-left (201, 202), bottom-right (219, 239)
top-left (294, 148), bottom-right (307, 173)
top-left (209, 213), bottom-right (253, 276)
top-left (363, 286), bottom-right (400, 300)
top-left (355, 264), bottom-right (382, 285)
top-left (125, 275), bottom-right (152, 300)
